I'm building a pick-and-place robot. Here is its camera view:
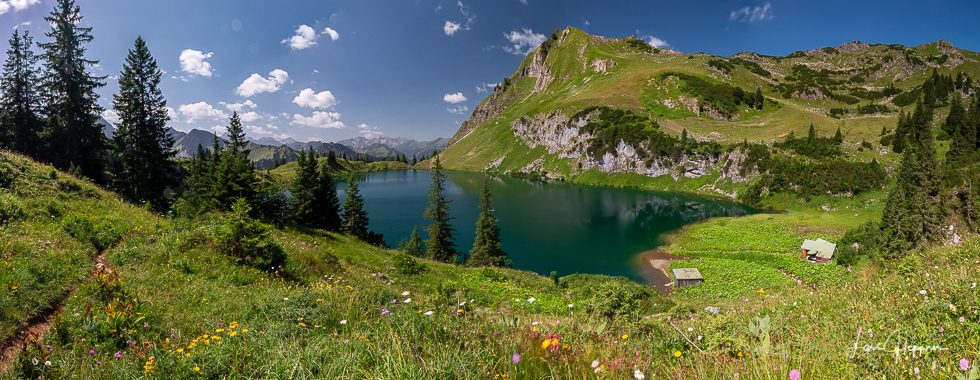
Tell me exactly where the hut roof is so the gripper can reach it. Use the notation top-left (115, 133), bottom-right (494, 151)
top-left (801, 238), bottom-right (837, 259)
top-left (672, 268), bottom-right (703, 280)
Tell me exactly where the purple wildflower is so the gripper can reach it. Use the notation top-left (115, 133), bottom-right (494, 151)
top-left (381, 308), bottom-right (391, 316)
top-left (114, 352), bottom-right (123, 360)
top-left (512, 352), bottom-right (521, 364)
top-left (88, 349), bottom-right (95, 356)
top-left (961, 358), bottom-right (970, 371)
top-left (789, 369), bottom-right (801, 380)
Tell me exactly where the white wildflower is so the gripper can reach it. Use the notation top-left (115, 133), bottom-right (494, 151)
top-left (339, 320), bottom-right (347, 325)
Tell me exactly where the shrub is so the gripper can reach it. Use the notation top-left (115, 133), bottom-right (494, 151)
top-left (707, 58), bottom-right (733, 75)
top-left (215, 199), bottom-right (286, 272)
top-left (0, 193), bottom-right (25, 225)
top-left (393, 252), bottom-right (426, 275)
top-left (589, 281), bottom-right (652, 321)
top-left (61, 215), bottom-right (128, 251)
top-left (892, 88), bottom-right (920, 107)
top-left (836, 221), bottom-right (882, 266)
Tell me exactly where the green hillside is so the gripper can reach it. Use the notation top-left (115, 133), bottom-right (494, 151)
top-left (1, 150), bottom-right (977, 378)
top-left (440, 27), bottom-right (979, 196)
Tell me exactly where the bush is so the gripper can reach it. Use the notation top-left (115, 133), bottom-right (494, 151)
top-left (61, 214), bottom-right (128, 251)
top-left (215, 199), bottom-right (286, 272)
top-left (589, 281), bottom-right (653, 321)
top-left (0, 193), bottom-right (25, 225)
top-left (251, 191), bottom-right (291, 227)
top-left (392, 252), bottom-right (426, 275)
top-left (836, 221), bottom-right (882, 266)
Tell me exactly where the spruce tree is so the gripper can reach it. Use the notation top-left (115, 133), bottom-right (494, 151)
top-left (311, 157), bottom-right (343, 231)
top-left (946, 95), bottom-right (974, 164)
top-left (466, 181), bottom-right (511, 267)
top-left (398, 225), bottom-right (424, 257)
top-left (290, 149), bottom-right (318, 225)
top-left (214, 112), bottom-right (256, 209)
top-left (0, 30), bottom-right (43, 157)
top-left (40, 0), bottom-right (107, 181)
top-left (806, 123), bottom-right (817, 143)
top-left (110, 36), bottom-right (177, 210)
top-left (180, 144), bottom-right (214, 213)
top-left (833, 126), bottom-right (843, 144)
top-left (342, 174), bottom-right (371, 240)
top-left (754, 87), bottom-right (764, 109)
top-left (880, 100), bottom-right (941, 255)
top-left (423, 156), bottom-right (457, 262)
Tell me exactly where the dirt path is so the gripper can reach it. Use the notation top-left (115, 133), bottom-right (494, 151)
top-left (0, 253), bottom-right (111, 372)
top-left (635, 250), bottom-right (686, 295)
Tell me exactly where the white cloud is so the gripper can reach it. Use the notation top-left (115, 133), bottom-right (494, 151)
top-left (12, 21), bottom-right (30, 30)
top-left (475, 82), bottom-right (499, 93)
top-left (447, 105), bottom-right (469, 115)
top-left (0, 0), bottom-right (40, 16)
top-left (283, 25), bottom-right (339, 50)
top-left (219, 100), bottom-right (257, 112)
top-left (101, 109), bottom-right (120, 124)
top-left (235, 69), bottom-right (289, 97)
top-left (166, 107), bottom-right (178, 120)
top-left (291, 111), bottom-right (346, 129)
top-left (357, 123), bottom-right (384, 138)
top-left (292, 88), bottom-right (338, 109)
top-left (443, 92), bottom-right (467, 103)
top-left (178, 49), bottom-right (214, 77)
top-left (503, 28), bottom-right (546, 55)
top-left (730, 2), bottom-right (773, 23)
top-left (210, 125), bottom-right (227, 136)
top-left (246, 123), bottom-right (281, 136)
top-left (442, 1), bottom-right (474, 36)
top-left (283, 25), bottom-right (318, 50)
top-left (323, 27), bottom-right (340, 41)
top-left (239, 111), bottom-right (262, 123)
top-left (178, 102), bottom-right (229, 122)
top-left (645, 36), bottom-right (669, 48)
top-left (443, 21), bottom-right (461, 36)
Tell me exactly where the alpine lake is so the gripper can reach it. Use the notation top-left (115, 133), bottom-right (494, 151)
top-left (338, 170), bottom-right (758, 283)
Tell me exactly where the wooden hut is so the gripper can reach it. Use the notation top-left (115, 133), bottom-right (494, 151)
top-left (800, 238), bottom-right (837, 263)
top-left (672, 268), bottom-right (704, 288)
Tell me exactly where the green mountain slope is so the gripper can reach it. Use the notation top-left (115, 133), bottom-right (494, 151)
top-left (441, 27), bottom-right (979, 193)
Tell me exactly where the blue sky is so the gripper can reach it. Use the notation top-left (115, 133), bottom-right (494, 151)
top-left (1, 0), bottom-right (979, 142)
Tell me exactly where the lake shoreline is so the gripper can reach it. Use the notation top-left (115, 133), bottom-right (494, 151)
top-left (634, 250), bottom-right (687, 295)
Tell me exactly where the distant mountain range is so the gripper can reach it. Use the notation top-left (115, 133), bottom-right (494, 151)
top-left (97, 118), bottom-right (447, 170)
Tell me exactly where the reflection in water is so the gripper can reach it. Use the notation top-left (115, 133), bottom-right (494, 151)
top-left (339, 170), bottom-right (757, 282)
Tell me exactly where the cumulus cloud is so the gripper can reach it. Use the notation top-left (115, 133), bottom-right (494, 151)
top-left (239, 111), bottom-right (262, 123)
top-left (282, 25), bottom-right (340, 50)
top-left (503, 28), bottom-right (546, 55)
top-left (645, 36), bottom-right (669, 48)
top-left (246, 124), bottom-right (283, 137)
top-left (323, 27), bottom-right (340, 41)
top-left (283, 25), bottom-right (318, 50)
top-left (447, 105), bottom-right (469, 115)
top-left (292, 88), bottom-right (338, 109)
top-left (179, 49), bottom-right (214, 77)
top-left (357, 123), bottom-right (384, 138)
top-left (0, 0), bottom-right (40, 16)
top-left (101, 109), bottom-right (120, 124)
top-left (475, 82), bottom-right (499, 93)
top-left (730, 2), bottom-right (773, 23)
top-left (291, 111), bottom-right (346, 129)
top-left (165, 107), bottom-right (178, 120)
top-left (443, 21), bottom-right (461, 36)
top-left (443, 1), bottom-right (474, 36)
top-left (12, 21), bottom-right (30, 30)
top-left (219, 100), bottom-right (257, 112)
top-left (235, 69), bottom-right (288, 97)
top-left (443, 92), bottom-right (467, 103)
top-left (178, 102), bottom-right (229, 122)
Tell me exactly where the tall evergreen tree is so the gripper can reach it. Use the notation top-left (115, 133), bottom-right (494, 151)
top-left (806, 123), bottom-right (817, 143)
top-left (310, 157), bottom-right (343, 231)
top-left (213, 112), bottom-right (256, 208)
top-left (466, 181), bottom-right (511, 267)
top-left (341, 173), bottom-right (370, 239)
top-left (290, 149), bottom-right (318, 225)
top-left (946, 95), bottom-right (974, 164)
top-left (180, 144), bottom-right (215, 213)
top-left (0, 30), bottom-right (43, 156)
top-left (880, 100), bottom-right (942, 255)
top-left (39, 0), bottom-right (107, 180)
top-left (833, 126), bottom-right (843, 144)
top-left (110, 36), bottom-right (177, 210)
top-left (423, 156), bottom-right (457, 262)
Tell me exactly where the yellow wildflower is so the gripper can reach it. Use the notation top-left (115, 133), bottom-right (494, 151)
top-left (215, 328), bottom-right (225, 333)
top-left (541, 338), bottom-right (553, 350)
top-left (229, 331), bottom-right (238, 337)
top-left (674, 351), bottom-right (682, 358)
top-left (193, 366), bottom-right (200, 372)
top-left (621, 334), bottom-right (629, 340)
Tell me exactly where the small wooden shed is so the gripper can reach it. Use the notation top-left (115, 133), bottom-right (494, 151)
top-left (672, 268), bottom-right (704, 288)
top-left (801, 238), bottom-right (837, 263)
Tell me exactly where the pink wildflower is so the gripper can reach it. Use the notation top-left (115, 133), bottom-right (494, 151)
top-left (961, 358), bottom-right (970, 372)
top-left (789, 369), bottom-right (801, 380)
top-left (512, 352), bottom-right (521, 364)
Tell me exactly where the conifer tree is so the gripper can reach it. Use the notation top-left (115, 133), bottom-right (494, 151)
top-left (946, 96), bottom-right (974, 164)
top-left (398, 225), bottom-right (424, 257)
top-left (806, 124), bottom-right (817, 143)
top-left (180, 144), bottom-right (215, 213)
top-left (110, 36), bottom-right (177, 210)
top-left (311, 157), bottom-right (343, 231)
top-left (40, 0), bottom-right (107, 181)
top-left (466, 181), bottom-right (511, 267)
top-left (342, 174), bottom-right (370, 239)
top-left (290, 149), bottom-right (318, 225)
top-left (754, 87), bottom-right (764, 109)
top-left (214, 112), bottom-right (256, 208)
top-left (833, 126), bottom-right (843, 144)
top-left (0, 30), bottom-right (43, 157)
top-left (424, 156), bottom-right (457, 262)
top-left (880, 100), bottom-right (941, 255)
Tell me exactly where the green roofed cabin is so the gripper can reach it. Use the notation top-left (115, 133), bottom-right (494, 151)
top-left (801, 238), bottom-right (837, 263)
top-left (672, 268), bottom-right (703, 288)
